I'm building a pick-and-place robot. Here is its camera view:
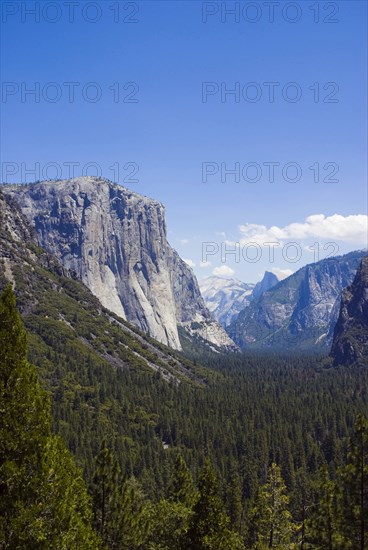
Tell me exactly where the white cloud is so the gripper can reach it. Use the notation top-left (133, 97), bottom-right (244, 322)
top-left (238, 214), bottom-right (368, 246)
top-left (200, 260), bottom-right (212, 268)
top-left (183, 258), bottom-right (195, 268)
top-left (180, 238), bottom-right (189, 245)
top-left (212, 265), bottom-right (235, 277)
top-left (269, 267), bottom-right (294, 280)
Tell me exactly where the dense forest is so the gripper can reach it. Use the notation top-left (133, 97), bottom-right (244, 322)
top-left (1, 285), bottom-right (368, 549)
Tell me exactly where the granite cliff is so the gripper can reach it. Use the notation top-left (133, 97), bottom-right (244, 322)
top-left (2, 177), bottom-right (236, 351)
top-left (331, 256), bottom-right (368, 365)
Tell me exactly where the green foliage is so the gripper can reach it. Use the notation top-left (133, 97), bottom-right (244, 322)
top-left (187, 459), bottom-right (244, 550)
top-left (37, 435), bottom-right (99, 549)
top-left (169, 453), bottom-right (198, 508)
top-left (247, 463), bottom-right (295, 549)
top-left (1, 205), bottom-right (368, 549)
top-left (1, 282), bottom-right (368, 549)
top-left (92, 441), bottom-right (150, 549)
top-left (144, 499), bottom-right (192, 550)
top-left (338, 414), bottom-right (368, 550)
top-left (305, 465), bottom-right (342, 550)
top-left (117, 477), bottom-right (150, 549)
top-left (225, 464), bottom-right (243, 533)
top-left (92, 440), bottom-right (120, 543)
top-left (306, 415), bottom-right (368, 550)
top-left (141, 454), bottom-right (196, 550)
top-left (0, 285), bottom-right (99, 549)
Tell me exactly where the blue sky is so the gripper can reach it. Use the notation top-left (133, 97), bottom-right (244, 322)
top-left (1, 0), bottom-right (367, 282)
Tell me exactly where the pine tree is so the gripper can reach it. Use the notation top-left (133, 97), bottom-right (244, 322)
top-left (186, 459), bottom-right (244, 550)
top-left (226, 464), bottom-right (243, 533)
top-left (338, 414), bottom-right (368, 550)
top-left (291, 466), bottom-right (313, 550)
top-left (92, 439), bottom-right (119, 544)
top-left (247, 462), bottom-right (295, 549)
top-left (169, 453), bottom-right (197, 508)
top-left (92, 441), bottom-right (150, 549)
top-left (0, 285), bottom-right (98, 548)
top-left (117, 476), bottom-right (150, 549)
top-left (145, 498), bottom-right (192, 550)
top-left (39, 435), bottom-right (100, 549)
top-left (146, 454), bottom-right (197, 549)
top-left (306, 465), bottom-right (342, 550)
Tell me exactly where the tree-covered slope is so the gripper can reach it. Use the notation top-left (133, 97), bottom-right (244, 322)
top-left (1, 191), bottom-right (368, 549)
top-left (0, 191), bottom-right (211, 482)
top-left (0, 285), bottom-right (99, 549)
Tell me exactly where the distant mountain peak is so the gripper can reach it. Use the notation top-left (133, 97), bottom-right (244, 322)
top-left (199, 271), bottom-right (279, 328)
top-left (251, 271), bottom-right (279, 300)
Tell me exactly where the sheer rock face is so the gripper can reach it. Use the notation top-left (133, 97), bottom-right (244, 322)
top-left (331, 256), bottom-right (368, 366)
top-left (0, 192), bottom-right (35, 245)
top-left (0, 192), bottom-right (208, 384)
top-left (228, 251), bottom-right (366, 351)
top-left (0, 192), bottom-right (35, 287)
top-left (2, 177), bottom-right (233, 351)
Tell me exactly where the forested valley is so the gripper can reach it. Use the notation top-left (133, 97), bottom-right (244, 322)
top-left (2, 0), bottom-right (367, 545)
top-left (1, 285), bottom-right (367, 549)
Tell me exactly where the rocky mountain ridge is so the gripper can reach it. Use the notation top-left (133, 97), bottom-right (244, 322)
top-left (228, 251), bottom-right (366, 351)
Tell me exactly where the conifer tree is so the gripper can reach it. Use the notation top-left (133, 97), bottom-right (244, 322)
top-left (39, 435), bottom-right (100, 549)
top-left (92, 441), bottom-right (150, 549)
top-left (291, 466), bottom-right (312, 549)
top-left (186, 459), bottom-right (244, 550)
top-left (117, 476), bottom-right (150, 549)
top-left (146, 453), bottom-right (197, 549)
top-left (338, 414), bottom-right (368, 550)
top-left (92, 439), bottom-right (120, 541)
top-left (306, 465), bottom-right (341, 550)
top-left (226, 464), bottom-right (243, 533)
top-left (170, 453), bottom-right (197, 507)
top-left (0, 285), bottom-right (98, 548)
top-left (247, 462), bottom-right (295, 549)
top-left (146, 499), bottom-right (191, 549)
